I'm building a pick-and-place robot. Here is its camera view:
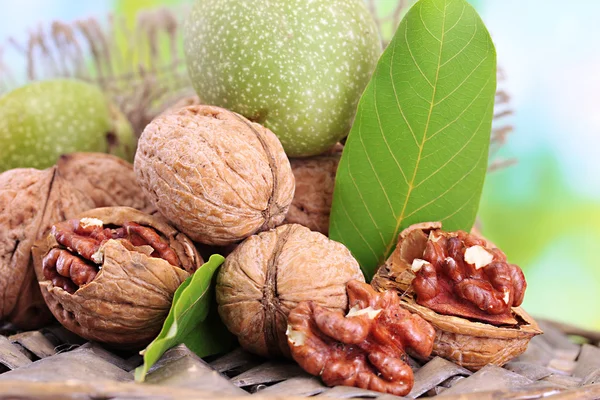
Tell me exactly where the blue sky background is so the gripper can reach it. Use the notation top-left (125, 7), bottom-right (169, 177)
top-left (1, 0), bottom-right (598, 328)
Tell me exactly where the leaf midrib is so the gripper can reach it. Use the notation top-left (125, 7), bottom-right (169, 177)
top-left (384, 1), bottom-right (448, 259)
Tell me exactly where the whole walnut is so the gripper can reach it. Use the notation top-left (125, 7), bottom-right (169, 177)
top-left (0, 167), bottom-right (94, 329)
top-left (32, 207), bottom-right (203, 347)
top-left (216, 223), bottom-right (365, 358)
top-left (135, 105), bottom-right (295, 246)
top-left (285, 151), bottom-right (340, 235)
top-left (56, 153), bottom-right (154, 213)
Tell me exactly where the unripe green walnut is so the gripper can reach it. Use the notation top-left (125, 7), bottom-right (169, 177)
top-left (0, 79), bottom-right (136, 172)
top-left (184, 0), bottom-right (381, 157)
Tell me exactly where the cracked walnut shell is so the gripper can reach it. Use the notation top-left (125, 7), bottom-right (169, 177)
top-left (372, 222), bottom-right (542, 370)
top-left (0, 167), bottom-right (94, 329)
top-left (32, 207), bottom-right (203, 347)
top-left (216, 224), bottom-right (365, 358)
top-left (134, 105), bottom-right (295, 246)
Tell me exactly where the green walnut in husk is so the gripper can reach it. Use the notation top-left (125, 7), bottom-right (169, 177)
top-left (184, 0), bottom-right (381, 156)
top-left (0, 79), bottom-right (136, 172)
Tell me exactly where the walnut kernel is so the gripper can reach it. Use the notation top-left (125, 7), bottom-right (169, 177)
top-left (372, 222), bottom-right (542, 370)
top-left (32, 207), bottom-right (203, 347)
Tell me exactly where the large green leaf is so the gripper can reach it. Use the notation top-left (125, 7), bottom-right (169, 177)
top-left (134, 254), bottom-right (225, 382)
top-left (329, 0), bottom-right (496, 279)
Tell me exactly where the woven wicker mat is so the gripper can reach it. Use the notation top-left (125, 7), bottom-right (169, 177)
top-left (0, 319), bottom-right (599, 400)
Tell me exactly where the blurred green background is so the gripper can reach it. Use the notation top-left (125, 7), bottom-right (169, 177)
top-left (0, 0), bottom-right (598, 328)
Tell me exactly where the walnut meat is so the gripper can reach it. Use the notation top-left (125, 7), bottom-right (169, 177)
top-left (0, 167), bottom-right (94, 329)
top-left (135, 105), bottom-right (295, 246)
top-left (284, 151), bottom-right (340, 235)
top-left (372, 222), bottom-right (542, 370)
top-left (32, 207), bottom-right (203, 347)
top-left (287, 280), bottom-right (435, 396)
top-left (216, 224), bottom-right (365, 358)
top-left (56, 152), bottom-right (154, 212)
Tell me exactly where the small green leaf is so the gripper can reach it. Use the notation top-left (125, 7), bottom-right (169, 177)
top-left (134, 254), bottom-right (225, 382)
top-left (329, 0), bottom-right (497, 279)
top-left (183, 302), bottom-right (235, 357)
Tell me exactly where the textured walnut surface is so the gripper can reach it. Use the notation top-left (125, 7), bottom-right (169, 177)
top-left (56, 153), bottom-right (154, 212)
top-left (0, 319), bottom-right (597, 399)
top-left (216, 224), bottom-right (365, 358)
top-left (0, 167), bottom-right (94, 329)
top-left (135, 105), bottom-right (295, 246)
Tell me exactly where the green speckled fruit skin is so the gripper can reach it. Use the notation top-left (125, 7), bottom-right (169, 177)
top-left (184, 0), bottom-right (381, 157)
top-left (0, 79), bottom-right (136, 172)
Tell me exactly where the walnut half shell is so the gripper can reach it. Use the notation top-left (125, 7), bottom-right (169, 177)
top-left (372, 222), bottom-right (542, 370)
top-left (32, 207), bottom-right (203, 347)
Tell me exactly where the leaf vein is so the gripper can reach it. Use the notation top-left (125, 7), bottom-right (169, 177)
top-left (435, 42), bottom-right (489, 107)
top-left (426, 71), bottom-right (494, 142)
top-left (420, 5), bottom-right (442, 43)
top-left (337, 195), bottom-right (380, 261)
top-left (403, 144), bottom-right (486, 221)
top-left (443, 2), bottom-right (466, 35)
top-left (385, 0), bottom-right (449, 258)
top-left (440, 18), bottom-right (478, 68)
top-left (390, 40), bottom-right (421, 146)
top-left (405, 22), bottom-right (434, 88)
top-left (374, 77), bottom-right (409, 186)
top-left (414, 95), bottom-right (494, 189)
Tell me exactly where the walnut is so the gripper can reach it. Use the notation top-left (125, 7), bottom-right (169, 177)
top-left (32, 207), bottom-right (203, 347)
top-left (284, 151), bottom-right (340, 235)
top-left (372, 222), bottom-right (542, 370)
top-left (56, 153), bottom-right (154, 212)
top-left (0, 167), bottom-right (95, 329)
top-left (216, 224), bottom-right (364, 358)
top-left (134, 105), bottom-right (295, 246)
top-left (287, 280), bottom-right (435, 396)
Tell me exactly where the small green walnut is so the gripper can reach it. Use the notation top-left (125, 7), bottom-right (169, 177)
top-left (0, 79), bottom-right (136, 172)
top-left (184, 0), bottom-right (381, 157)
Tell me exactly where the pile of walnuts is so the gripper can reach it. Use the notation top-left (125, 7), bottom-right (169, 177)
top-left (0, 104), bottom-right (540, 395)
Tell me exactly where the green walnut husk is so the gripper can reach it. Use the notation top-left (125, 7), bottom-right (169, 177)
top-left (0, 79), bottom-right (136, 172)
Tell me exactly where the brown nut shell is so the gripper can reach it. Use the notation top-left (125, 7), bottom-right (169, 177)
top-left (56, 153), bottom-right (154, 213)
top-left (32, 207), bottom-right (203, 347)
top-left (134, 105), bottom-right (295, 246)
top-left (388, 295), bottom-right (542, 371)
top-left (284, 152), bottom-right (340, 235)
top-left (0, 167), bottom-right (94, 329)
top-left (216, 223), bottom-right (365, 358)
